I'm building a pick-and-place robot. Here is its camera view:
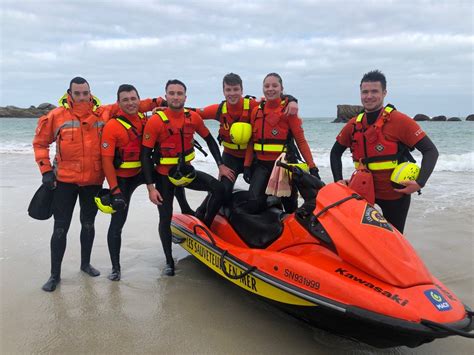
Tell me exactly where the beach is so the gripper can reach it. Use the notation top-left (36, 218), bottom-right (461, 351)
top-left (1, 151), bottom-right (473, 355)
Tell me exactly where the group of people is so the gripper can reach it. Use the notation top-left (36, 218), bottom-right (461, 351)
top-left (33, 70), bottom-right (438, 292)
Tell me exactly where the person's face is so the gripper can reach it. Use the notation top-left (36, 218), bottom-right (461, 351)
top-left (263, 76), bottom-right (282, 101)
top-left (69, 83), bottom-right (91, 103)
top-left (118, 90), bottom-right (139, 115)
top-left (223, 83), bottom-right (243, 105)
top-left (360, 81), bottom-right (386, 112)
top-left (165, 84), bottom-right (186, 110)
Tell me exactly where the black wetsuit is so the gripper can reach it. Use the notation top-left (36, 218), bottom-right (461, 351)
top-left (141, 134), bottom-right (225, 269)
top-left (246, 160), bottom-right (298, 214)
top-left (49, 182), bottom-right (101, 280)
top-left (106, 172), bottom-right (193, 277)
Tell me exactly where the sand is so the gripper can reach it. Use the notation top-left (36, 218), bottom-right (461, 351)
top-left (1, 154), bottom-right (473, 354)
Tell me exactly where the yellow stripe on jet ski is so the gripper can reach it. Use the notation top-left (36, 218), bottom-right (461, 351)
top-left (171, 225), bottom-right (315, 306)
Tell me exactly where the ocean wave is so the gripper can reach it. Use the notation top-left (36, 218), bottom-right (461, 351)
top-left (1, 142), bottom-right (473, 173)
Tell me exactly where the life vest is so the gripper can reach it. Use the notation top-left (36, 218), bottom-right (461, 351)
top-left (217, 97), bottom-right (251, 150)
top-left (155, 110), bottom-right (195, 165)
top-left (252, 99), bottom-right (289, 154)
top-left (114, 112), bottom-right (146, 169)
top-left (350, 105), bottom-right (400, 171)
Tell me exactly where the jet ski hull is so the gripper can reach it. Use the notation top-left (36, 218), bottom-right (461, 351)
top-left (171, 216), bottom-right (473, 348)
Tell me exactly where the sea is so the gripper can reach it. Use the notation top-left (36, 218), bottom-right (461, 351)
top-left (1, 116), bottom-right (473, 214)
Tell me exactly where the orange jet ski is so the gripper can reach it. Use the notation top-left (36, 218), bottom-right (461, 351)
top-left (171, 164), bottom-right (473, 348)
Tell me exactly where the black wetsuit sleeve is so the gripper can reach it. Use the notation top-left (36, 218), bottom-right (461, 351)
top-left (283, 94), bottom-right (298, 103)
top-left (330, 141), bottom-right (347, 182)
top-left (413, 136), bottom-right (438, 187)
top-left (140, 146), bottom-right (155, 184)
top-left (203, 134), bottom-right (223, 166)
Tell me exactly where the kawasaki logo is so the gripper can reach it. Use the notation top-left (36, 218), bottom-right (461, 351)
top-left (335, 268), bottom-right (408, 306)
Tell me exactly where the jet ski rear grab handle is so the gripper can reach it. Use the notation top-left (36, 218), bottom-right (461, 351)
top-left (193, 223), bottom-right (257, 280)
top-left (421, 310), bottom-right (474, 338)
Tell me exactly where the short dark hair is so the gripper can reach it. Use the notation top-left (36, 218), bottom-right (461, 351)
top-left (223, 73), bottom-right (243, 89)
top-left (165, 79), bottom-right (187, 92)
top-left (360, 70), bottom-right (387, 91)
top-left (264, 72), bottom-right (283, 86)
top-left (117, 84), bottom-right (139, 101)
top-left (69, 76), bottom-right (89, 91)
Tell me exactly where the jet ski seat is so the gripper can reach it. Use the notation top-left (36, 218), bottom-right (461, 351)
top-left (224, 191), bottom-right (285, 249)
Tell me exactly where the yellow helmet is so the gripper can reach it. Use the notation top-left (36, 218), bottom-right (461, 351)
top-left (168, 164), bottom-right (196, 187)
top-left (391, 162), bottom-right (420, 188)
top-left (230, 122), bottom-right (252, 145)
top-left (94, 189), bottom-right (116, 214)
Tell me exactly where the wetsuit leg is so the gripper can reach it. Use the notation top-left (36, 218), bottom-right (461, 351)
top-left (221, 153), bottom-right (244, 206)
top-left (42, 182), bottom-right (78, 292)
top-left (78, 184), bottom-right (101, 276)
top-left (186, 171), bottom-right (225, 227)
top-left (107, 173), bottom-right (143, 280)
top-left (376, 194), bottom-right (411, 233)
top-left (281, 184), bottom-right (299, 213)
top-left (156, 173), bottom-right (176, 275)
top-left (246, 161), bottom-right (273, 214)
top-left (195, 152), bottom-right (243, 218)
top-left (174, 187), bottom-right (194, 215)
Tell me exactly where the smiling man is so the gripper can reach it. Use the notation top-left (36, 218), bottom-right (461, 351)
top-left (141, 79), bottom-right (231, 276)
top-left (330, 70), bottom-right (439, 233)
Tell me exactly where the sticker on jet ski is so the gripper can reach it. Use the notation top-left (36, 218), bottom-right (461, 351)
top-left (361, 205), bottom-right (393, 232)
top-left (424, 289), bottom-right (452, 311)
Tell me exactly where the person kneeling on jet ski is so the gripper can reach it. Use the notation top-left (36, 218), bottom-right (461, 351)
top-left (141, 79), bottom-right (234, 276)
top-left (243, 73), bottom-right (319, 214)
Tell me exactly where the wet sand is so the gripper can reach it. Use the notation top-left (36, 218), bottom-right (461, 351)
top-left (1, 155), bottom-right (473, 354)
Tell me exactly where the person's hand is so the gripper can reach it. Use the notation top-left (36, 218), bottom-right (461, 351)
top-left (337, 179), bottom-right (349, 186)
top-left (111, 193), bottom-right (127, 211)
top-left (243, 167), bottom-right (252, 184)
top-left (284, 101), bottom-right (298, 116)
top-left (218, 164), bottom-right (235, 182)
top-left (42, 171), bottom-right (56, 190)
top-left (393, 180), bottom-right (421, 195)
top-left (147, 185), bottom-right (163, 205)
top-left (309, 167), bottom-right (321, 180)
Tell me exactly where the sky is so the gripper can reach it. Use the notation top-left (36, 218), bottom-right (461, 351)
top-left (1, 0), bottom-right (473, 117)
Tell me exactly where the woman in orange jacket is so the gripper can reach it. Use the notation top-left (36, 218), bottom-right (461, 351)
top-left (243, 73), bottom-right (319, 214)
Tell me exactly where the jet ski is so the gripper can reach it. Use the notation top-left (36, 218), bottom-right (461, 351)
top-left (171, 164), bottom-right (473, 348)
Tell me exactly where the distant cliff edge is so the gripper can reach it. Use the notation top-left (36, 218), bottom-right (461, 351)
top-left (0, 103), bottom-right (56, 118)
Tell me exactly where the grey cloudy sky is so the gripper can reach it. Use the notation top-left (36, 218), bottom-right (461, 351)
top-left (1, 0), bottom-right (473, 117)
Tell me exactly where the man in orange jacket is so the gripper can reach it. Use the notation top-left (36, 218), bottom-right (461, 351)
top-left (33, 77), bottom-right (167, 291)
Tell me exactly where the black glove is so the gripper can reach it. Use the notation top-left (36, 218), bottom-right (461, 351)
top-left (309, 167), bottom-right (321, 180)
top-left (111, 193), bottom-right (127, 211)
top-left (42, 171), bottom-right (56, 190)
top-left (243, 167), bottom-right (252, 184)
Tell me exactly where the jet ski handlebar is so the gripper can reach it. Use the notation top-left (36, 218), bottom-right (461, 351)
top-left (276, 161), bottom-right (326, 190)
